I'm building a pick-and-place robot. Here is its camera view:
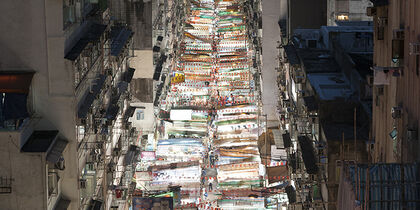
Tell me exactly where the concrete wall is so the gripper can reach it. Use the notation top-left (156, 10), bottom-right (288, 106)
top-left (0, 131), bottom-right (47, 210)
top-left (130, 50), bottom-right (154, 78)
top-left (0, 0), bottom-right (79, 209)
top-left (129, 103), bottom-right (155, 134)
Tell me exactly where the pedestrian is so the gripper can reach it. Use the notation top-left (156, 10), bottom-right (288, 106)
top-left (209, 182), bottom-right (213, 191)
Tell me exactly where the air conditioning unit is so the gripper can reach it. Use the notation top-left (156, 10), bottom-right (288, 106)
top-left (407, 129), bottom-right (418, 141)
top-left (366, 7), bottom-right (376, 16)
top-left (393, 29), bottom-right (405, 40)
top-left (79, 179), bottom-right (87, 189)
top-left (391, 106), bottom-right (402, 119)
top-left (377, 17), bottom-right (388, 27)
top-left (409, 43), bottom-right (420, 55)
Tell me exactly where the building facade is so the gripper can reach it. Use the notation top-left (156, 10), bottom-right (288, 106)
top-left (0, 1), bottom-right (136, 209)
top-left (370, 0), bottom-right (420, 163)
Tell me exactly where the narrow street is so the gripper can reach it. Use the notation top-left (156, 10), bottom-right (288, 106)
top-left (141, 0), bottom-right (266, 209)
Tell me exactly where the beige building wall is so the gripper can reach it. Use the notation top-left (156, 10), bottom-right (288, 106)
top-left (372, 0), bottom-right (420, 163)
top-left (130, 50), bottom-right (154, 78)
top-left (0, 0), bottom-right (79, 209)
top-left (129, 50), bottom-right (155, 134)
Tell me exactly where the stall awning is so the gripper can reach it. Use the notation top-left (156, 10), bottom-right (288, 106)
top-left (110, 26), bottom-right (133, 56)
top-left (272, 129), bottom-right (284, 149)
top-left (298, 136), bottom-right (318, 174)
top-left (282, 133), bottom-right (292, 148)
top-left (77, 74), bottom-right (107, 119)
top-left (0, 71), bottom-right (35, 94)
top-left (65, 23), bottom-right (107, 61)
top-left (54, 196), bottom-right (71, 210)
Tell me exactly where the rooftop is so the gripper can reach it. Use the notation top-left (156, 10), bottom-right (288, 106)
top-left (297, 49), bottom-right (340, 73)
top-left (306, 72), bottom-right (354, 101)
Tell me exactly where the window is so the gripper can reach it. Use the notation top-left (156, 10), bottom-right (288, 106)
top-left (136, 110), bottom-right (144, 120)
top-left (63, 0), bottom-right (76, 29)
top-left (48, 172), bottom-right (59, 197)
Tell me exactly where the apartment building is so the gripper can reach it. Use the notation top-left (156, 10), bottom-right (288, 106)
top-left (0, 1), bottom-right (135, 209)
top-left (369, 0), bottom-right (420, 164)
top-left (278, 24), bottom-right (373, 209)
top-left (327, 0), bottom-right (373, 25)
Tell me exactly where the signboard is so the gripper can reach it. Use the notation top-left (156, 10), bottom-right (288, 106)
top-left (171, 73), bottom-right (185, 84)
top-left (141, 151), bottom-right (156, 160)
top-left (170, 109), bottom-right (192, 121)
top-left (132, 197), bottom-right (173, 210)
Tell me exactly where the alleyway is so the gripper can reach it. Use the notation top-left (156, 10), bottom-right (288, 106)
top-left (146, 0), bottom-right (266, 209)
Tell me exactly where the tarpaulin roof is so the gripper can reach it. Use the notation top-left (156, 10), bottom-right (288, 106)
top-left (298, 136), bottom-right (318, 174)
top-left (337, 163), bottom-right (420, 210)
top-left (282, 133), bottom-right (292, 148)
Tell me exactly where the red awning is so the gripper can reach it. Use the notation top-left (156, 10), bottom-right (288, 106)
top-left (0, 71), bottom-right (35, 94)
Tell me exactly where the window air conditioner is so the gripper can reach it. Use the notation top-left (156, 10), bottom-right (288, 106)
top-left (391, 106), bottom-right (402, 119)
top-left (409, 43), bottom-right (420, 55)
top-left (366, 7), bottom-right (376, 16)
top-left (407, 129), bottom-right (418, 141)
top-left (377, 17), bottom-right (388, 27)
top-left (393, 29), bottom-right (405, 40)
top-left (79, 179), bottom-right (87, 189)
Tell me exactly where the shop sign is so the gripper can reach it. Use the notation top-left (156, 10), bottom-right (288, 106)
top-left (171, 73), bottom-right (185, 84)
top-left (141, 151), bottom-right (156, 160)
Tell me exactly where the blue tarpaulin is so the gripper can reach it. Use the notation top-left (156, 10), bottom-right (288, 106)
top-left (343, 163), bottom-right (420, 210)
